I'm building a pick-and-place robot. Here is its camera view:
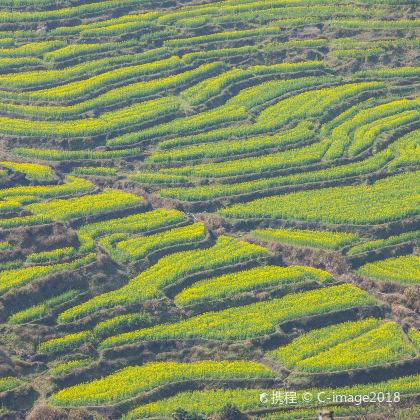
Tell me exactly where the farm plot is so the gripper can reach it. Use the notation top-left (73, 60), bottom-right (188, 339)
top-left (357, 255), bottom-right (420, 285)
top-left (0, 0), bottom-right (418, 418)
top-left (218, 171), bottom-right (419, 225)
top-left (269, 319), bottom-right (418, 372)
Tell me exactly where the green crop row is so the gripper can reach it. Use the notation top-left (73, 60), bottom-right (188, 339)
top-left (12, 147), bottom-right (141, 161)
top-left (177, 6), bottom-right (385, 28)
top-left (251, 82), bottom-right (383, 135)
top-left (0, 96), bottom-right (180, 138)
top-left (102, 222), bottom-right (207, 263)
top-left (0, 215), bottom-right (52, 229)
top-left (409, 328), bottom-right (420, 349)
top-left (43, 40), bottom-right (138, 63)
top-left (48, 11), bottom-right (155, 36)
top-left (289, 322), bottom-right (416, 372)
top-left (329, 48), bottom-right (386, 58)
top-left (332, 37), bottom-right (420, 51)
top-left (270, 319), bottom-right (416, 372)
top-left (50, 358), bottom-right (93, 377)
top-left (252, 228), bottom-right (361, 250)
top-left (70, 167), bottom-right (117, 177)
top-left (157, 0), bottom-right (342, 25)
top-left (0, 40), bottom-right (65, 57)
top-left (389, 129), bottom-right (420, 169)
top-left (27, 189), bottom-right (144, 221)
top-left (347, 231), bottom-right (420, 256)
top-left (124, 374), bottom-right (420, 418)
top-left (100, 284), bottom-right (376, 347)
top-left (0, 199), bottom-right (23, 215)
top-left (325, 98), bottom-right (420, 160)
top-left (0, 241), bottom-right (12, 250)
top-left (174, 265), bottom-right (334, 306)
top-left (74, 20), bottom-right (156, 39)
top-left (112, 73), bottom-right (338, 148)
top-left (164, 26), bottom-right (284, 48)
top-left (0, 253), bottom-right (95, 295)
top-left (161, 139), bottom-right (330, 178)
top-left (0, 161), bottom-right (54, 181)
top-left (0, 62), bottom-right (224, 119)
top-left (348, 110), bottom-right (419, 157)
top-left (156, 75), bottom-right (339, 150)
top-left (107, 103), bottom-right (247, 147)
top-left (130, 81), bottom-right (380, 151)
top-left (0, 49), bottom-right (175, 92)
top-left (219, 171), bottom-right (419, 225)
top-left (78, 208), bottom-right (187, 244)
top-left (129, 172), bottom-right (191, 186)
top-left (0, 176), bottom-right (94, 199)
top-left (48, 360), bottom-right (276, 406)
top-left (182, 45), bottom-right (258, 64)
top-left (180, 61), bottom-right (325, 106)
top-left (38, 331), bottom-right (91, 354)
top-left (40, 312), bottom-right (153, 353)
top-left (357, 255), bottom-right (420, 285)
top-left (0, 0), bottom-right (143, 23)
top-left (92, 312), bottom-right (152, 340)
top-left (0, 57), bottom-right (42, 71)
top-left (157, 150), bottom-right (394, 201)
top-left (330, 19), bottom-right (420, 29)
top-left (270, 318), bottom-right (380, 367)
top-left (158, 0), bottom-right (337, 25)
top-left (147, 121), bottom-right (315, 164)
top-left (26, 246), bottom-right (77, 264)
top-left (7, 290), bottom-right (78, 324)
top-left (0, 376), bottom-right (22, 393)
top-left (58, 236), bottom-right (269, 323)
top-left (354, 66), bottom-right (420, 79)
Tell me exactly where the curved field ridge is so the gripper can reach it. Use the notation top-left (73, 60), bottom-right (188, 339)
top-left (0, 0), bottom-right (419, 418)
top-left (125, 375), bottom-right (420, 418)
top-left (269, 319), bottom-right (418, 372)
top-left (219, 171), bottom-right (420, 225)
top-left (49, 360), bottom-right (276, 406)
top-left (99, 284), bottom-right (376, 347)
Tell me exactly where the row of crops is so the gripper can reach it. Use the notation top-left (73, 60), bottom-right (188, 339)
top-left (0, 0), bottom-right (418, 417)
top-left (0, 158), bottom-right (416, 418)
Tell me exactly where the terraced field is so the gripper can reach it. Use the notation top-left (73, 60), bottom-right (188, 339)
top-left (0, 0), bottom-right (418, 418)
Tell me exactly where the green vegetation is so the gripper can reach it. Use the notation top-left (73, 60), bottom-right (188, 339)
top-left (49, 360), bottom-right (275, 406)
top-left (102, 222), bottom-right (207, 262)
top-left (8, 290), bottom-right (78, 324)
top-left (252, 228), bottom-right (361, 250)
top-left (27, 189), bottom-right (144, 221)
top-left (12, 147), bottom-right (141, 161)
top-left (70, 167), bottom-right (117, 177)
top-left (219, 172), bottom-right (419, 225)
top-left (174, 265), bottom-right (334, 306)
top-left (0, 62), bottom-right (224, 119)
top-left (0, 254), bottom-right (95, 295)
top-left (124, 375), bottom-right (420, 418)
top-left (0, 176), bottom-right (94, 199)
top-left (0, 377), bottom-right (22, 393)
top-left (79, 208), bottom-right (187, 240)
top-left (0, 161), bottom-right (54, 181)
top-left (57, 236), bottom-right (268, 323)
top-left (147, 121), bottom-right (315, 163)
top-left (38, 331), bottom-right (92, 354)
top-left (0, 0), bottom-right (418, 417)
top-left (347, 231), bottom-right (420, 256)
top-left (100, 284), bottom-right (376, 347)
top-left (357, 255), bottom-right (420, 284)
top-left (50, 358), bottom-right (94, 377)
top-left (270, 319), bottom-right (416, 372)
